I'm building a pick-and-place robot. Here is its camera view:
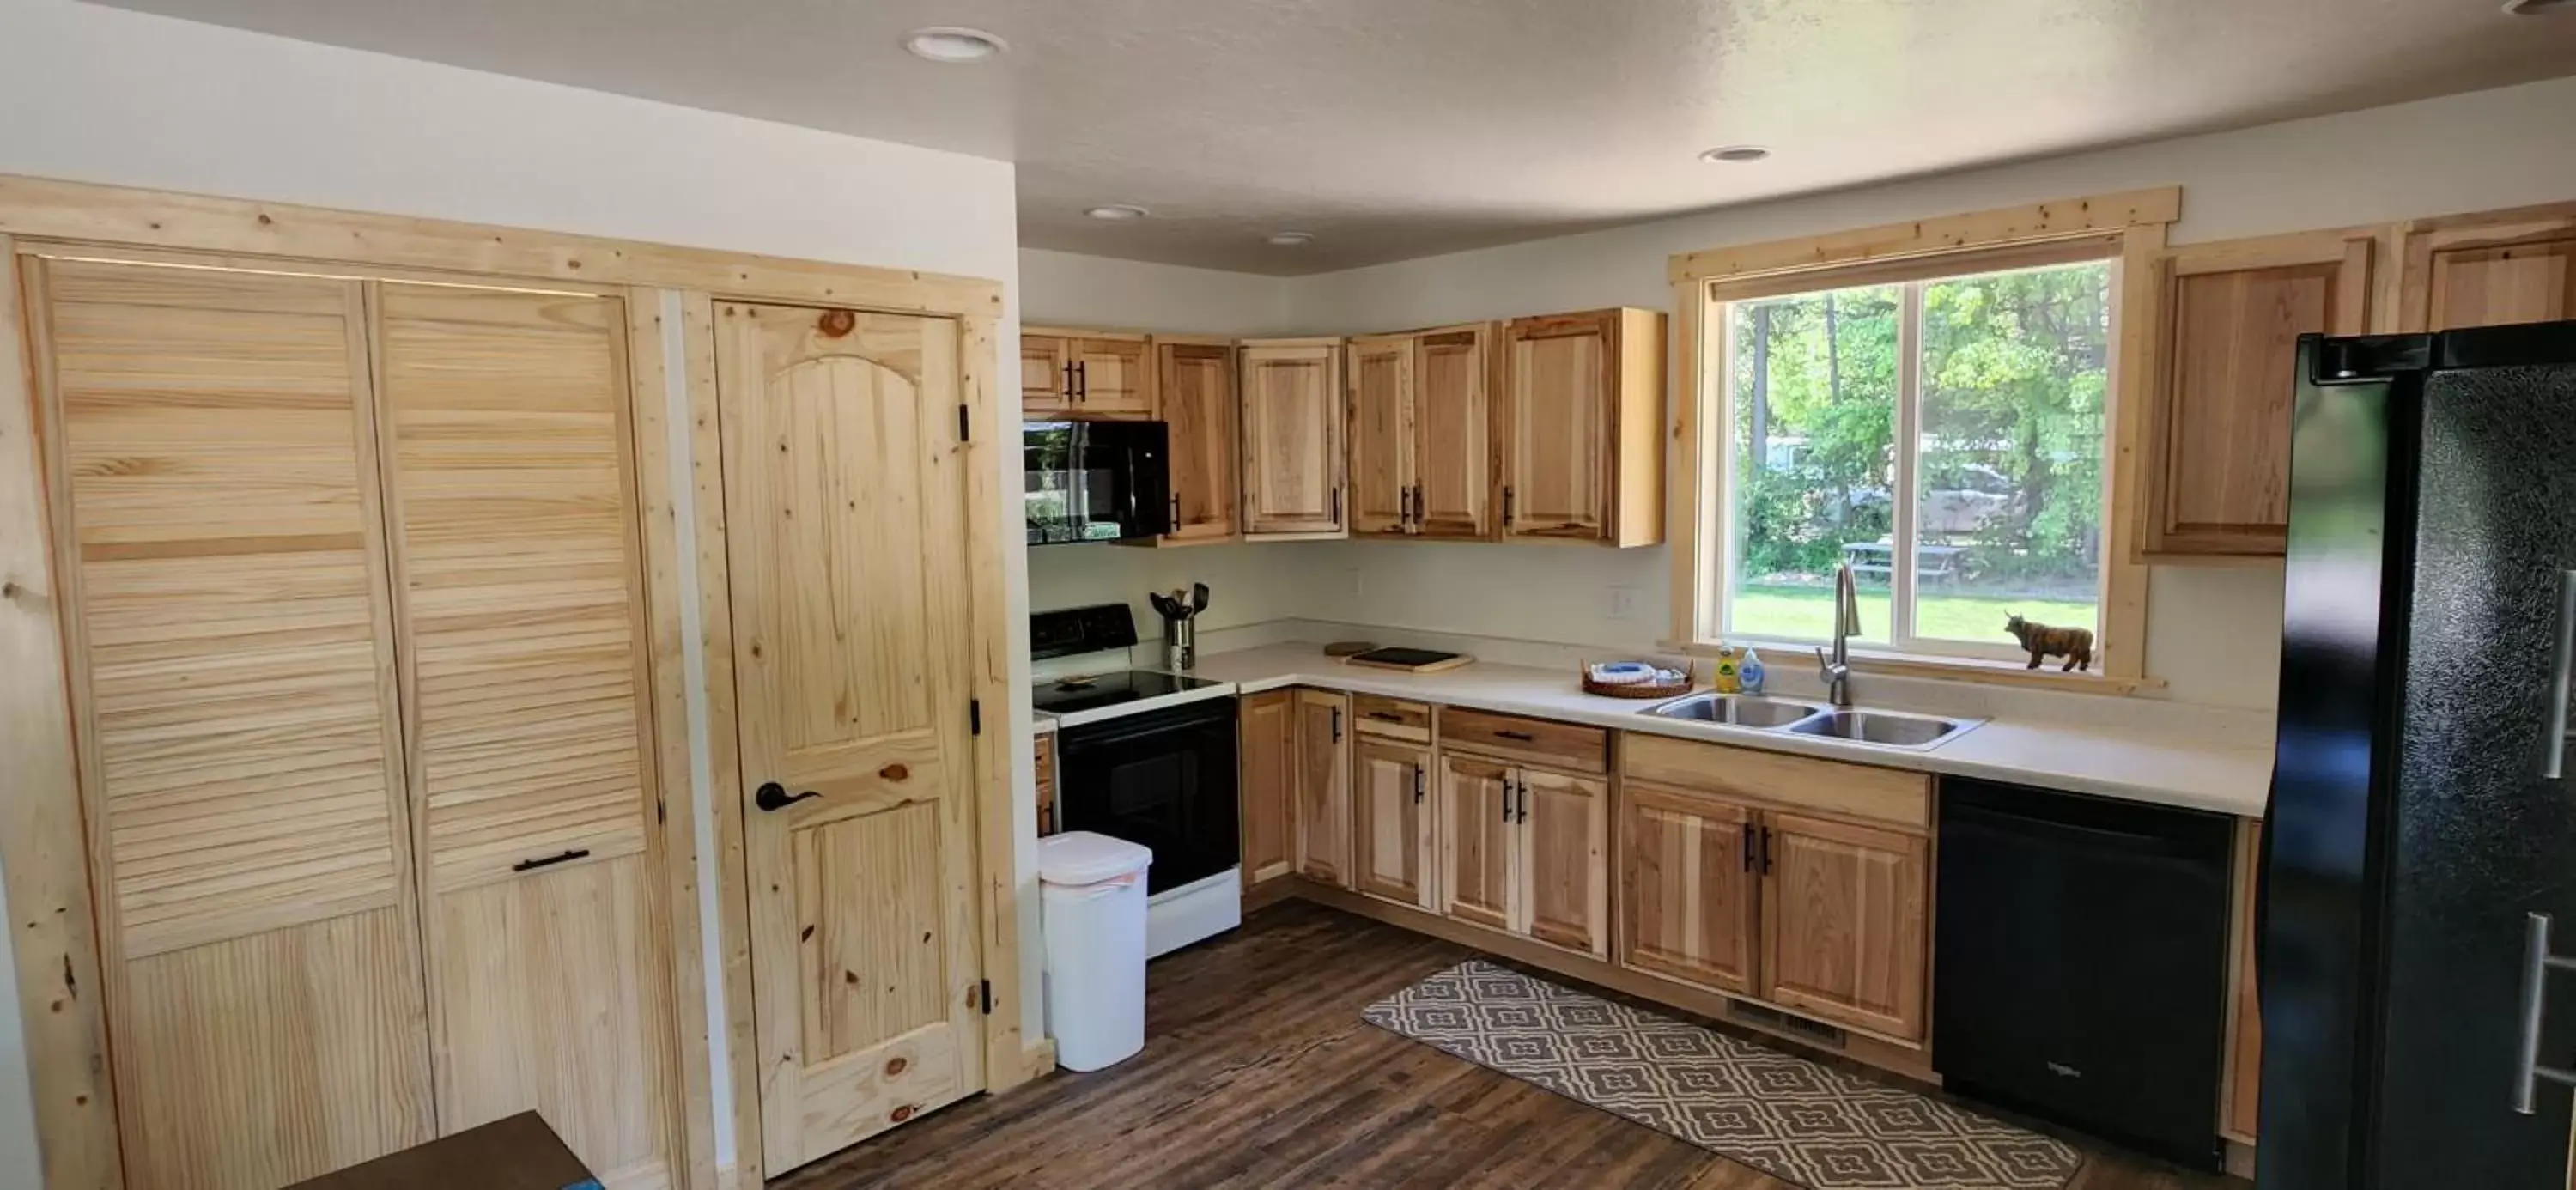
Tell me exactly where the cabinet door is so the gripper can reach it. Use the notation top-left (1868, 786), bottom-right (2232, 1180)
top-left (1021, 332), bottom-right (1071, 416)
top-left (2143, 233), bottom-right (2373, 557)
top-left (1240, 341), bottom-right (1346, 537)
top-left (1073, 337), bottom-right (1154, 418)
top-left (377, 283), bottom-right (681, 1186)
top-left (1346, 334), bottom-right (1414, 537)
top-left (2422, 236), bottom-right (2576, 331)
top-left (2224, 821), bottom-right (2263, 1141)
top-left (1292, 689), bottom-right (1352, 886)
top-left (1157, 340), bottom-right (1238, 543)
top-left (1413, 325), bottom-right (1496, 540)
top-left (1437, 754), bottom-right (1517, 932)
top-left (1236, 690), bottom-right (1296, 884)
top-left (1353, 739), bottom-right (1434, 911)
top-left (1619, 782), bottom-right (1759, 995)
top-left (1035, 734), bottom-right (1058, 839)
top-left (1502, 312), bottom-right (1613, 542)
top-left (1759, 812), bottom-right (1929, 1041)
top-left (1518, 768), bottom-right (1609, 958)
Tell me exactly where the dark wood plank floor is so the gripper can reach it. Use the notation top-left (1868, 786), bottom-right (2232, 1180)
top-left (777, 900), bottom-right (2244, 1189)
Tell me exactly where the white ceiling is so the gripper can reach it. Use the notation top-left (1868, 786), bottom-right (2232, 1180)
top-left (88, 0), bottom-right (2576, 275)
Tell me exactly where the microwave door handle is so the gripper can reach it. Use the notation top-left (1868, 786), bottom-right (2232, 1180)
top-left (2543, 569), bottom-right (2574, 780)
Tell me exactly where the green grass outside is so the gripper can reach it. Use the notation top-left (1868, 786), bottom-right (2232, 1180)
top-left (1729, 583), bottom-right (2097, 648)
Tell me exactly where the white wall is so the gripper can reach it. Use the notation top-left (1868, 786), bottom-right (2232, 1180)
top-left (0, 0), bottom-right (1027, 1177)
top-left (1020, 247), bottom-right (1295, 335)
top-left (1273, 73), bottom-right (2576, 709)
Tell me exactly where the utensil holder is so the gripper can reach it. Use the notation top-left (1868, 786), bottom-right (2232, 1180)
top-left (1163, 618), bottom-right (1196, 672)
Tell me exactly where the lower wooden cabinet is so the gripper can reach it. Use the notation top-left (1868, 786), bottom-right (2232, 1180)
top-left (1036, 733), bottom-right (1058, 838)
top-left (1237, 690), bottom-right (1296, 884)
top-left (1353, 739), bottom-right (1435, 910)
top-left (2223, 820), bottom-right (2263, 1142)
top-left (1293, 689), bottom-right (1352, 886)
top-left (1618, 781), bottom-right (1759, 996)
top-left (1759, 811), bottom-right (1930, 1041)
top-left (1435, 752), bottom-right (1609, 958)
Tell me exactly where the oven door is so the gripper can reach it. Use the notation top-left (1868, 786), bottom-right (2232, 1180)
top-left (1024, 419), bottom-right (1171, 544)
top-left (1056, 699), bottom-right (1238, 896)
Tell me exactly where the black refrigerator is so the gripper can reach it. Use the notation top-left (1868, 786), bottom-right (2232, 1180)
top-left (2263, 322), bottom-right (2576, 1188)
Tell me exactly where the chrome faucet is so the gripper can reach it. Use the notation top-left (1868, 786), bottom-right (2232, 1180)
top-left (1814, 562), bottom-right (1862, 708)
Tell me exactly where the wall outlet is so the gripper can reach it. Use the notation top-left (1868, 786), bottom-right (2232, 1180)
top-left (1607, 585), bottom-right (1638, 622)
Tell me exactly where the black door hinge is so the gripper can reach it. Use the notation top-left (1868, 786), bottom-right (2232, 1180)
top-left (979, 979), bottom-right (993, 1014)
top-left (958, 403), bottom-right (971, 443)
top-left (969, 698), bottom-right (983, 736)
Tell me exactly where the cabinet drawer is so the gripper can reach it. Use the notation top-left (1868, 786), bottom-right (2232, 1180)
top-left (1440, 707), bottom-right (1607, 774)
top-left (1352, 695), bottom-right (1432, 742)
top-left (1620, 732), bottom-right (1929, 831)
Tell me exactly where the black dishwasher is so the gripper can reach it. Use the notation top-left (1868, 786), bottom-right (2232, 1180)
top-left (1934, 776), bottom-right (2235, 1170)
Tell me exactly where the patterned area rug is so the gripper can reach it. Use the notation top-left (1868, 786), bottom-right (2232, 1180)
top-left (1362, 960), bottom-right (2083, 1189)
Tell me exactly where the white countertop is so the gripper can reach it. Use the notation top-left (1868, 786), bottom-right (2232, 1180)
top-left (1177, 644), bottom-right (2272, 818)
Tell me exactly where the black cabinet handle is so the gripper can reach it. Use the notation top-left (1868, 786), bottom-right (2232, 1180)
top-left (1759, 825), bottom-right (1774, 874)
top-left (1074, 360), bottom-right (1088, 400)
top-left (513, 847), bottom-right (590, 873)
top-left (1331, 485), bottom-right (1343, 523)
top-left (1742, 823), bottom-right (1756, 872)
top-left (1516, 778), bottom-right (1528, 823)
top-left (1062, 361), bottom-right (1075, 400)
top-left (1413, 768), bottom-right (1425, 804)
top-left (1330, 707), bottom-right (1342, 743)
top-left (1495, 729), bottom-right (1535, 743)
top-left (756, 780), bottom-right (823, 812)
top-left (1503, 485), bottom-right (1515, 525)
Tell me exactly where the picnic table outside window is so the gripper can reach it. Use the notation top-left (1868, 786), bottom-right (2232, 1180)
top-left (1839, 541), bottom-right (1968, 586)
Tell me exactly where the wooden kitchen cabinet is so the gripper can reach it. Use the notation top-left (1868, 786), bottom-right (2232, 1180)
top-left (1353, 738), bottom-right (1436, 911)
top-left (1346, 334), bottom-right (1414, 537)
top-left (1036, 733), bottom-right (1059, 838)
top-left (2222, 820), bottom-right (2263, 1143)
top-left (1240, 338), bottom-right (1347, 538)
top-left (1759, 811), bottom-right (1930, 1041)
top-left (2140, 230), bottom-right (2379, 558)
top-left (1023, 332), bottom-right (1073, 416)
top-left (2400, 202), bottom-right (2576, 331)
top-left (1437, 752), bottom-right (1517, 932)
top-left (1021, 327), bottom-right (1153, 418)
top-left (1150, 337), bottom-right (1239, 544)
top-left (1293, 689), bottom-right (1352, 886)
top-left (1436, 726), bottom-right (1609, 959)
top-left (1517, 768), bottom-right (1610, 958)
top-left (1619, 781), bottom-right (1759, 996)
top-left (1499, 308), bottom-right (1664, 547)
top-left (1347, 324), bottom-right (1499, 540)
top-left (1237, 690), bottom-right (1296, 885)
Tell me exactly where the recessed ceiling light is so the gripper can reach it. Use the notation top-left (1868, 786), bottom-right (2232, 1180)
top-left (2505, 0), bottom-right (2576, 12)
top-left (1085, 204), bottom-right (1150, 222)
top-left (1267, 231), bottom-right (1315, 246)
top-left (1699, 145), bottom-right (1771, 164)
top-left (902, 27), bottom-right (1007, 63)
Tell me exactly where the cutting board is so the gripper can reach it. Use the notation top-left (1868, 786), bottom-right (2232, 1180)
top-left (1341, 646), bottom-right (1475, 673)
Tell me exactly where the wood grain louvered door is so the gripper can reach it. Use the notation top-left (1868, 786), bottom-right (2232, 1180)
top-left (1412, 325), bottom-right (1496, 540)
top-left (370, 282), bottom-right (680, 1187)
top-left (1346, 334), bottom-right (1414, 537)
top-left (714, 301), bottom-right (987, 1171)
top-left (27, 256), bottom-right (436, 1188)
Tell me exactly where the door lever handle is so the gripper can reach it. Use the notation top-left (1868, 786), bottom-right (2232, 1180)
top-left (755, 781), bottom-right (823, 812)
top-left (2542, 570), bottom-right (2573, 780)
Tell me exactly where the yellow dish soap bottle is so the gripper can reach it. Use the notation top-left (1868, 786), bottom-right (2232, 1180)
top-left (1712, 645), bottom-right (1742, 694)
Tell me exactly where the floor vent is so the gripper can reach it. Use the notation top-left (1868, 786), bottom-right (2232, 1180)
top-left (1728, 1000), bottom-right (1848, 1048)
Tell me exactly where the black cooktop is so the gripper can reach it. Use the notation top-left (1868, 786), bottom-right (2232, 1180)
top-left (1033, 670), bottom-right (1220, 714)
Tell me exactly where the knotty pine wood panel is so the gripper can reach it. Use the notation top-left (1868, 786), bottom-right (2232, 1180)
top-left (1619, 780), bottom-right (1759, 996)
top-left (1236, 689), bottom-right (1296, 883)
top-left (1437, 752), bottom-right (1516, 933)
top-left (1759, 811), bottom-right (1930, 1041)
top-left (1352, 738), bottom-right (1433, 912)
top-left (2427, 237), bottom-right (2576, 330)
top-left (1413, 325), bottom-right (1496, 540)
top-left (1518, 767), bottom-right (1609, 958)
top-left (1346, 334), bottom-right (1413, 537)
top-left (715, 301), bottom-right (986, 1169)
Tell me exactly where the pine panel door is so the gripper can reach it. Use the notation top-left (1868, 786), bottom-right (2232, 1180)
top-left (1437, 754), bottom-right (1516, 932)
top-left (1236, 689), bottom-right (1296, 884)
top-left (1517, 767), bottom-right (1609, 958)
top-left (716, 301), bottom-right (986, 1170)
top-left (373, 282), bottom-right (680, 1187)
top-left (1759, 811), bottom-right (1930, 1041)
top-left (1352, 739), bottom-right (1434, 910)
top-left (1293, 689), bottom-right (1352, 886)
top-left (1157, 340), bottom-right (1238, 543)
top-left (1502, 313), bottom-right (1613, 541)
top-left (1346, 334), bottom-right (1413, 538)
top-left (1413, 325), bottom-right (1496, 540)
top-left (1619, 782), bottom-right (1759, 995)
top-left (29, 256), bottom-right (435, 1187)
top-left (1239, 341), bottom-right (1344, 537)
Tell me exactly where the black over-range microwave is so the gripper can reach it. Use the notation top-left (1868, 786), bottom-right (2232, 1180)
top-left (1024, 419), bottom-right (1171, 544)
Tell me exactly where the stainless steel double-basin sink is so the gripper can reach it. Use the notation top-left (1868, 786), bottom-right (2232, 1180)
top-left (1640, 692), bottom-right (1976, 750)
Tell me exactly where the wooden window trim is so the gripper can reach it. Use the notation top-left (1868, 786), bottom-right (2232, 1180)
top-left (1667, 191), bottom-right (2178, 687)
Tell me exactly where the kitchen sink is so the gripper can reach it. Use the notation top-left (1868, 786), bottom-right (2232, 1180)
top-left (1643, 694), bottom-right (1823, 728)
top-left (1783, 709), bottom-right (1965, 749)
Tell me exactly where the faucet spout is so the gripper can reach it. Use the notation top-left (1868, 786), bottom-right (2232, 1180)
top-left (1814, 562), bottom-right (1860, 707)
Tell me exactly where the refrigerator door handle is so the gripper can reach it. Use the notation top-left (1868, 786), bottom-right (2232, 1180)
top-left (2543, 570), bottom-right (2575, 780)
top-left (2511, 912), bottom-right (2576, 1114)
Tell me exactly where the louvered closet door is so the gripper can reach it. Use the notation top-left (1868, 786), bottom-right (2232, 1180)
top-left (714, 302), bottom-right (985, 1171)
top-left (371, 282), bottom-right (679, 1187)
top-left (28, 257), bottom-right (434, 1189)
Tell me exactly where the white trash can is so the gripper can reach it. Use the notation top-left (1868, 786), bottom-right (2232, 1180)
top-left (1038, 831), bottom-right (1154, 1072)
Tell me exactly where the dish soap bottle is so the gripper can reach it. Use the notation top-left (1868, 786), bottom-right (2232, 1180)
top-left (1740, 647), bottom-right (1767, 695)
top-left (1711, 645), bottom-right (1742, 694)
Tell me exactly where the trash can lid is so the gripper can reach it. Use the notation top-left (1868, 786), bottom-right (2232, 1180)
top-left (1037, 831), bottom-right (1153, 885)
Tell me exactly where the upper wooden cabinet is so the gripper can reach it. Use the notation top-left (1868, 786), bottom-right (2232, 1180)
top-left (1500, 308), bottom-right (1665, 548)
top-left (1241, 338), bottom-right (1347, 538)
top-left (2402, 203), bottom-right (2576, 331)
top-left (1348, 324), bottom-right (1499, 540)
top-left (1152, 337), bottom-right (1239, 545)
top-left (1021, 328), bottom-right (1153, 419)
top-left (2139, 230), bottom-right (2379, 559)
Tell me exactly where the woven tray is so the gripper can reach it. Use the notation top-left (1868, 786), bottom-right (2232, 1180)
top-left (1579, 659), bottom-right (1695, 700)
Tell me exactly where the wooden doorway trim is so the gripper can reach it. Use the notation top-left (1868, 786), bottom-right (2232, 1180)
top-left (0, 174), bottom-right (1020, 1190)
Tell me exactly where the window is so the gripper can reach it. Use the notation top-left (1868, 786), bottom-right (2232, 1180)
top-left (1708, 253), bottom-right (2117, 663)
